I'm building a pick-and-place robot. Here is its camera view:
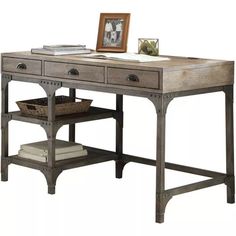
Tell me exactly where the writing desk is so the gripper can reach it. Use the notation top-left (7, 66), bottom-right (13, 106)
top-left (1, 52), bottom-right (234, 223)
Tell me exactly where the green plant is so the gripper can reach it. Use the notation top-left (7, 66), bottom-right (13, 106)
top-left (139, 40), bottom-right (159, 56)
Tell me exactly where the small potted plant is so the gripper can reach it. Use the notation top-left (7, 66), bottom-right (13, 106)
top-left (138, 38), bottom-right (159, 56)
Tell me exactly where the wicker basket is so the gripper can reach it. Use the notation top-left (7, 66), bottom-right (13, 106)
top-left (16, 96), bottom-right (92, 117)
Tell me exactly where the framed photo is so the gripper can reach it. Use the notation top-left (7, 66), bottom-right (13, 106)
top-left (96, 13), bottom-right (130, 52)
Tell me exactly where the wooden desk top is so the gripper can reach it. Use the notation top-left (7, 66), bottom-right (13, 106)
top-left (1, 51), bottom-right (234, 93)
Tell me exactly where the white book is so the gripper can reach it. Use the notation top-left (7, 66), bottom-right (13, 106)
top-left (20, 139), bottom-right (83, 156)
top-left (82, 52), bottom-right (170, 62)
top-left (43, 44), bottom-right (86, 51)
top-left (18, 149), bottom-right (88, 162)
top-left (31, 48), bottom-right (91, 56)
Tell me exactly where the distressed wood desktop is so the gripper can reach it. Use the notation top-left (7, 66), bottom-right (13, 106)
top-left (1, 52), bottom-right (234, 223)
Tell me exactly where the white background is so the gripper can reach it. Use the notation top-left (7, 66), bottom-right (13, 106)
top-left (0, 0), bottom-right (236, 235)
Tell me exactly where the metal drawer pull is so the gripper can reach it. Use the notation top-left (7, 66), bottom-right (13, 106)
top-left (68, 68), bottom-right (79, 76)
top-left (127, 74), bottom-right (139, 82)
top-left (16, 63), bottom-right (27, 70)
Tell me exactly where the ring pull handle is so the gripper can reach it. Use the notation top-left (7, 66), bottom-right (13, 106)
top-left (16, 63), bottom-right (27, 70)
top-left (127, 74), bottom-right (139, 82)
top-left (68, 68), bottom-right (79, 76)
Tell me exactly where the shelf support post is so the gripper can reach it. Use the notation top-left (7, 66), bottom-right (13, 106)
top-left (1, 74), bottom-right (11, 181)
top-left (69, 88), bottom-right (76, 142)
top-left (39, 80), bottom-right (62, 193)
top-left (115, 94), bottom-right (125, 178)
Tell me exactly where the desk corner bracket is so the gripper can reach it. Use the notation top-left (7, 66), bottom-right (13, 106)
top-left (40, 121), bottom-right (61, 139)
top-left (39, 80), bottom-right (62, 97)
top-left (148, 93), bottom-right (174, 115)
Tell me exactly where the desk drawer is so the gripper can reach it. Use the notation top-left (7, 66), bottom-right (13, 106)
top-left (2, 57), bottom-right (42, 75)
top-left (108, 67), bottom-right (160, 89)
top-left (45, 61), bottom-right (105, 83)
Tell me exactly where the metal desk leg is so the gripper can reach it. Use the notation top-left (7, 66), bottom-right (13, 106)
top-left (115, 94), bottom-right (124, 178)
top-left (156, 111), bottom-right (166, 222)
top-left (149, 94), bottom-right (173, 223)
top-left (1, 74), bottom-right (11, 181)
top-left (69, 88), bottom-right (76, 142)
top-left (224, 85), bottom-right (235, 203)
top-left (40, 81), bottom-right (62, 194)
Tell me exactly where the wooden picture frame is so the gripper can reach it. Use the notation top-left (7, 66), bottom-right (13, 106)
top-left (96, 13), bottom-right (130, 52)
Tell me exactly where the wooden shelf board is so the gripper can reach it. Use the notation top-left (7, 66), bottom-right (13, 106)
top-left (4, 146), bottom-right (117, 171)
top-left (7, 106), bottom-right (117, 126)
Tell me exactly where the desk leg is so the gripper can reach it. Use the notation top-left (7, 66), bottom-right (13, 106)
top-left (156, 111), bottom-right (166, 223)
top-left (1, 75), bottom-right (11, 182)
top-left (40, 81), bottom-right (62, 194)
top-left (224, 85), bottom-right (235, 203)
top-left (69, 88), bottom-right (76, 142)
top-left (115, 94), bottom-right (124, 178)
top-left (150, 94), bottom-right (173, 223)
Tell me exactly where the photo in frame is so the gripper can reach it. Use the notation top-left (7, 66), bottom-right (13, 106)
top-left (96, 13), bottom-right (130, 52)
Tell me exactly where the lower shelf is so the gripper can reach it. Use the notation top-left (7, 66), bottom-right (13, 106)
top-left (4, 146), bottom-right (118, 171)
top-left (3, 148), bottom-right (228, 198)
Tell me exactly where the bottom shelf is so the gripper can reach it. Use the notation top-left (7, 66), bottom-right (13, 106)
top-left (5, 146), bottom-right (118, 171)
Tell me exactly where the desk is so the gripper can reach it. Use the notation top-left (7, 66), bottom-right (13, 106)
top-left (1, 52), bottom-right (234, 223)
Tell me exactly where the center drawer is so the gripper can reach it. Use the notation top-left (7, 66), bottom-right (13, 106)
top-left (107, 67), bottom-right (160, 89)
top-left (45, 61), bottom-right (105, 83)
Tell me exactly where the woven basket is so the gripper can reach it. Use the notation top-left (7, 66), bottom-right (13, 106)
top-left (16, 96), bottom-right (92, 117)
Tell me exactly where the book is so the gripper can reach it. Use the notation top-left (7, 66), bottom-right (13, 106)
top-left (43, 44), bottom-right (86, 51)
top-left (18, 149), bottom-right (88, 162)
top-left (20, 139), bottom-right (83, 156)
top-left (31, 48), bottom-right (92, 56)
top-left (82, 52), bottom-right (170, 62)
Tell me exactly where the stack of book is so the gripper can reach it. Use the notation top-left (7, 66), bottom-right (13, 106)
top-left (18, 139), bottom-right (88, 162)
top-left (31, 44), bottom-right (92, 56)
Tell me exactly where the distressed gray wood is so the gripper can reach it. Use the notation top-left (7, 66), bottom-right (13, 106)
top-left (44, 61), bottom-right (105, 83)
top-left (163, 63), bottom-right (234, 92)
top-left (108, 67), bottom-right (160, 89)
top-left (11, 73), bottom-right (163, 97)
top-left (1, 52), bottom-right (234, 93)
top-left (2, 57), bottom-right (42, 75)
top-left (1, 52), bottom-right (232, 70)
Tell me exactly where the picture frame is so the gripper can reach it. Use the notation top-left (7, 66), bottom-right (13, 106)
top-left (96, 13), bottom-right (130, 52)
